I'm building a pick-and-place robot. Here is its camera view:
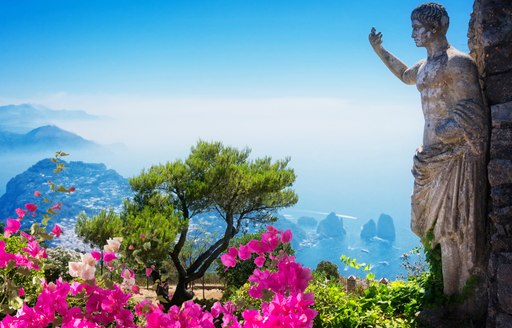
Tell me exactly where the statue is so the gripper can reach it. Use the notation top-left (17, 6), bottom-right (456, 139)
top-left (369, 2), bottom-right (488, 295)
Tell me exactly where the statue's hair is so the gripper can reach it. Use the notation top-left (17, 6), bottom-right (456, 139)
top-left (411, 2), bottom-right (449, 34)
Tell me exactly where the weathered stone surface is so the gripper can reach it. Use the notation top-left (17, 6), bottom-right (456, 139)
top-left (469, 0), bottom-right (512, 105)
top-left (491, 127), bottom-right (512, 160)
top-left (496, 264), bottom-right (512, 314)
top-left (486, 73), bottom-right (512, 105)
top-left (491, 237), bottom-right (512, 253)
top-left (491, 184), bottom-right (512, 208)
top-left (489, 160), bottom-right (512, 187)
top-left (492, 102), bottom-right (512, 126)
top-left (491, 144), bottom-right (512, 161)
top-left (490, 207), bottom-right (512, 225)
top-left (496, 313), bottom-right (512, 328)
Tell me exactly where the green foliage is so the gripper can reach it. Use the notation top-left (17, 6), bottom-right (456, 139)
top-left (43, 247), bottom-right (81, 283)
top-left (398, 246), bottom-right (428, 281)
top-left (340, 255), bottom-right (375, 281)
top-left (307, 275), bottom-right (423, 327)
top-left (418, 232), bottom-right (445, 307)
top-left (216, 231), bottom-right (294, 299)
top-left (126, 140), bottom-right (298, 305)
top-left (75, 209), bottom-right (123, 248)
top-left (227, 282), bottom-right (263, 314)
top-left (121, 203), bottom-right (179, 270)
top-left (0, 236), bottom-right (45, 313)
top-left (314, 261), bottom-right (340, 281)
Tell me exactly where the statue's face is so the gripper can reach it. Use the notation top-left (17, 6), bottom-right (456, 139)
top-left (411, 19), bottom-right (434, 47)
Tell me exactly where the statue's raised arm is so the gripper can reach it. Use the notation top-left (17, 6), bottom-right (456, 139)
top-left (369, 27), bottom-right (419, 85)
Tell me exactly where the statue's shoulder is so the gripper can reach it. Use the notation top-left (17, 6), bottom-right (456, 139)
top-left (446, 46), bottom-right (477, 68)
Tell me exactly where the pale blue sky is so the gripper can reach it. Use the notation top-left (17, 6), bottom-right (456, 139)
top-left (0, 1), bottom-right (476, 230)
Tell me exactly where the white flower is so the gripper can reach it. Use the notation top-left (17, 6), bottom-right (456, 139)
top-left (68, 253), bottom-right (97, 280)
top-left (103, 237), bottom-right (122, 253)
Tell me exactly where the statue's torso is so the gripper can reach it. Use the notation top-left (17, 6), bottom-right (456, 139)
top-left (415, 47), bottom-right (476, 147)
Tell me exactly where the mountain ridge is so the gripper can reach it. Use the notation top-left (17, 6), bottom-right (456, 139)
top-left (0, 125), bottom-right (98, 151)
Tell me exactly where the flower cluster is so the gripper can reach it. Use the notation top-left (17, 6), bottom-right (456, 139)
top-left (221, 226), bottom-right (317, 327)
top-left (1, 189), bottom-right (316, 327)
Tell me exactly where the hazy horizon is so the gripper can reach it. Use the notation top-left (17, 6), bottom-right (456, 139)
top-left (0, 0), bottom-right (476, 243)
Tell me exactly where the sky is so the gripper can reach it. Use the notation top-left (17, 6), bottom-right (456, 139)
top-left (0, 1), bottom-right (476, 233)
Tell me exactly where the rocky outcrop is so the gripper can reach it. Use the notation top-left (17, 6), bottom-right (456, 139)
top-left (316, 212), bottom-right (346, 239)
top-left (376, 214), bottom-right (395, 241)
top-left (360, 219), bottom-right (377, 240)
top-left (469, 1), bottom-right (512, 326)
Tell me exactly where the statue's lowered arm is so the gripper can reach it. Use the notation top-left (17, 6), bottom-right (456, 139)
top-left (369, 27), bottom-right (419, 85)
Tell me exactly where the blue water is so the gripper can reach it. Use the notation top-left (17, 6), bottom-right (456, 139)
top-left (279, 210), bottom-right (422, 280)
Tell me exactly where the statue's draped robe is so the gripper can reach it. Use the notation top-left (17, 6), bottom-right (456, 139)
top-left (411, 99), bottom-right (488, 294)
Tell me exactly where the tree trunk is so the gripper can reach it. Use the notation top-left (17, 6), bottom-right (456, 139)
top-left (168, 279), bottom-right (194, 309)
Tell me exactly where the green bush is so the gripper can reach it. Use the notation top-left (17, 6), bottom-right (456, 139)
top-left (307, 275), bottom-right (423, 327)
top-left (0, 236), bottom-right (45, 313)
top-left (315, 261), bottom-right (340, 280)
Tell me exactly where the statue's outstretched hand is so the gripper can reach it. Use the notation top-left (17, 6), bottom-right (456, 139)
top-left (369, 27), bottom-right (383, 50)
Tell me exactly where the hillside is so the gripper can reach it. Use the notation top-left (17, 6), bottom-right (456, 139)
top-left (0, 158), bottom-right (132, 249)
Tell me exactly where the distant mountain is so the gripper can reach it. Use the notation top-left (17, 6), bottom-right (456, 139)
top-left (0, 104), bottom-right (99, 133)
top-left (0, 125), bottom-right (98, 152)
top-left (0, 158), bottom-right (132, 249)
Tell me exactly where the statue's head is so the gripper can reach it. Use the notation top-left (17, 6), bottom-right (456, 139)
top-left (411, 2), bottom-right (449, 46)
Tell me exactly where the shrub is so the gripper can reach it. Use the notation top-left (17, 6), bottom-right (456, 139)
top-left (0, 236), bottom-right (45, 312)
top-left (315, 260), bottom-right (340, 280)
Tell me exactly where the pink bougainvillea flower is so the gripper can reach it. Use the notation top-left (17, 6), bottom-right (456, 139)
top-left (34, 190), bottom-right (41, 197)
top-left (51, 225), bottom-right (63, 238)
top-left (15, 208), bottom-right (27, 219)
top-left (24, 203), bottom-right (37, 213)
top-left (4, 218), bottom-right (21, 237)
top-left (128, 244), bottom-right (134, 250)
top-left (0, 240), bottom-right (14, 267)
top-left (103, 252), bottom-right (117, 263)
top-left (20, 231), bottom-right (35, 242)
top-left (281, 229), bottom-right (292, 243)
top-left (22, 240), bottom-right (47, 259)
top-left (18, 288), bottom-right (25, 297)
top-left (145, 267), bottom-right (153, 277)
top-left (220, 247), bottom-right (238, 268)
top-left (238, 244), bottom-right (252, 260)
top-left (52, 202), bottom-right (62, 211)
top-left (254, 255), bottom-right (266, 268)
top-left (91, 250), bottom-right (101, 261)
